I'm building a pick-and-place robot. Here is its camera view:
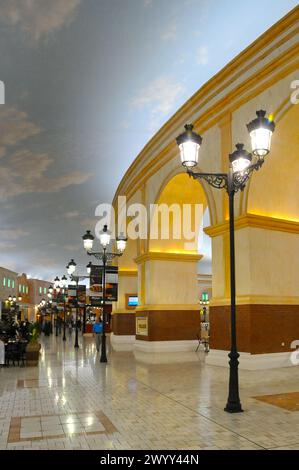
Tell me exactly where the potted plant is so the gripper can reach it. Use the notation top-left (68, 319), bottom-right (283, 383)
top-left (26, 322), bottom-right (41, 366)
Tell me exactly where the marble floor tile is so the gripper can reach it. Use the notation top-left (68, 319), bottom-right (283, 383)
top-left (1, 334), bottom-right (298, 450)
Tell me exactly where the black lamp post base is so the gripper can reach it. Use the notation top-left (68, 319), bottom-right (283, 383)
top-left (100, 334), bottom-right (107, 363)
top-left (225, 350), bottom-right (243, 413)
top-left (63, 336), bottom-right (66, 342)
top-left (74, 343), bottom-right (79, 348)
top-left (224, 403), bottom-right (244, 413)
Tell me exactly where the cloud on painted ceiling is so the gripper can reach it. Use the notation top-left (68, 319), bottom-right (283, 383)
top-left (0, 149), bottom-right (92, 199)
top-left (80, 217), bottom-right (98, 230)
top-left (0, 229), bottom-right (30, 240)
top-left (0, 107), bottom-right (41, 158)
top-left (161, 23), bottom-right (177, 41)
top-left (0, 242), bottom-right (17, 250)
top-left (196, 46), bottom-right (209, 65)
top-left (0, 0), bottom-right (82, 43)
top-left (0, 106), bottom-right (92, 198)
top-left (62, 243), bottom-right (80, 252)
top-left (63, 210), bottom-right (80, 219)
top-left (132, 76), bottom-right (185, 130)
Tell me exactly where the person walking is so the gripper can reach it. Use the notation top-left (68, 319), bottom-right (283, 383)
top-left (92, 317), bottom-right (103, 352)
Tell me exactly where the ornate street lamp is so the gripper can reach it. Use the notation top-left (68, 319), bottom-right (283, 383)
top-left (176, 124), bottom-right (202, 168)
top-left (65, 262), bottom-right (89, 349)
top-left (83, 230), bottom-right (94, 251)
top-left (247, 110), bottom-right (274, 157)
top-left (67, 259), bottom-right (77, 275)
top-left (81, 225), bottom-right (127, 363)
top-left (49, 283), bottom-right (59, 337)
top-left (176, 110), bottom-right (275, 413)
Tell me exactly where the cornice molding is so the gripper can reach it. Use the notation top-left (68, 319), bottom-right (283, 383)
top-left (112, 309), bottom-right (136, 314)
top-left (134, 252), bottom-right (203, 265)
top-left (118, 269), bottom-right (138, 277)
top-left (210, 295), bottom-right (299, 306)
top-left (135, 304), bottom-right (201, 311)
top-left (204, 214), bottom-right (299, 238)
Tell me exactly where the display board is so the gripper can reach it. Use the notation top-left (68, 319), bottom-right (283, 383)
top-left (77, 285), bottom-right (86, 307)
top-left (136, 317), bottom-right (148, 336)
top-left (67, 285), bottom-right (86, 308)
top-left (125, 294), bottom-right (138, 310)
top-left (90, 265), bottom-right (118, 302)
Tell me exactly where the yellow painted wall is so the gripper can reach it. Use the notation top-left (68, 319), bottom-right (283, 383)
top-left (247, 102), bottom-right (299, 221)
top-left (113, 273), bottom-right (138, 313)
top-left (149, 173), bottom-right (207, 253)
top-left (144, 259), bottom-right (200, 306)
top-left (237, 227), bottom-right (299, 299)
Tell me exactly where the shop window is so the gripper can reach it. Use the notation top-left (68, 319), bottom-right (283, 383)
top-left (3, 277), bottom-right (6, 287)
top-left (7, 279), bottom-right (11, 288)
top-left (39, 287), bottom-right (42, 295)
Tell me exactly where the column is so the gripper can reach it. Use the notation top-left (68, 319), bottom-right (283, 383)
top-left (134, 252), bottom-right (202, 363)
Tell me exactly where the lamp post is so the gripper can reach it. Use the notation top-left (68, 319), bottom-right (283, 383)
top-left (52, 277), bottom-right (68, 341)
top-left (82, 226), bottom-right (127, 363)
top-left (61, 275), bottom-right (68, 341)
top-left (66, 260), bottom-right (89, 349)
top-left (176, 110), bottom-right (275, 413)
top-left (53, 277), bottom-right (61, 336)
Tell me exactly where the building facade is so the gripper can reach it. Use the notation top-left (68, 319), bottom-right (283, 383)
top-left (0, 268), bottom-right (52, 322)
top-left (0, 266), bottom-right (19, 319)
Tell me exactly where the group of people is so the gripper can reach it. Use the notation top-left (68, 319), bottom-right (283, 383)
top-left (41, 316), bottom-right (82, 336)
top-left (0, 318), bottom-right (32, 366)
top-left (0, 317), bottom-right (31, 342)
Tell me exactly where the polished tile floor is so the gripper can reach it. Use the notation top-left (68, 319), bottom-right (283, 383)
top-left (0, 334), bottom-right (299, 450)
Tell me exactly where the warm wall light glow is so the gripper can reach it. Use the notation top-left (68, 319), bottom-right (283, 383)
top-left (248, 211), bottom-right (299, 223)
top-left (150, 250), bottom-right (199, 255)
